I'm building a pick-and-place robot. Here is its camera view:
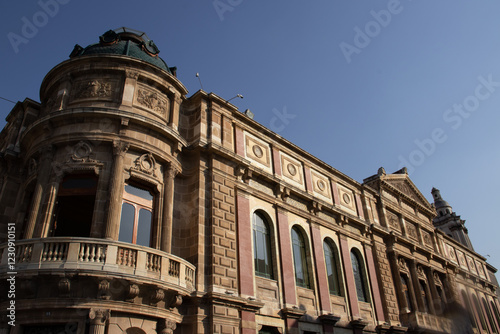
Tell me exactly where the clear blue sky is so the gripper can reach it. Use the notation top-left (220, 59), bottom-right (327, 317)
top-left (1, 1), bottom-right (499, 269)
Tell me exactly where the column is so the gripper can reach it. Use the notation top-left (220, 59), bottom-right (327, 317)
top-left (88, 309), bottom-right (109, 334)
top-left (276, 206), bottom-right (297, 307)
top-left (427, 270), bottom-right (442, 314)
top-left (364, 244), bottom-right (385, 322)
top-left (24, 146), bottom-right (53, 239)
top-left (310, 223), bottom-right (332, 314)
top-left (236, 191), bottom-right (254, 297)
top-left (339, 235), bottom-right (360, 319)
top-left (409, 260), bottom-right (425, 312)
top-left (160, 163), bottom-right (178, 253)
top-left (105, 141), bottom-right (129, 240)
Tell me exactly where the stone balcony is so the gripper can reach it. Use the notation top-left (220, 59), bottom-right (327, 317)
top-left (0, 237), bottom-right (195, 295)
top-left (401, 311), bottom-right (452, 333)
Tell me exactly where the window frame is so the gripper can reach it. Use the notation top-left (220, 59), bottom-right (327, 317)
top-left (323, 238), bottom-right (343, 296)
top-left (350, 248), bottom-right (370, 303)
top-left (291, 226), bottom-right (311, 289)
top-left (252, 210), bottom-right (274, 279)
top-left (118, 183), bottom-right (155, 247)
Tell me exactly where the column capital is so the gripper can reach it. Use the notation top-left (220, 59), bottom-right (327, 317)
top-left (112, 140), bottom-right (129, 157)
top-left (88, 308), bottom-right (110, 325)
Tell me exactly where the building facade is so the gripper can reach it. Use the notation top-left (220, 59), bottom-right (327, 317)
top-left (0, 28), bottom-right (499, 334)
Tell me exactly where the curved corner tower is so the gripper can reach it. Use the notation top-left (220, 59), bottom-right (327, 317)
top-left (1, 28), bottom-right (193, 334)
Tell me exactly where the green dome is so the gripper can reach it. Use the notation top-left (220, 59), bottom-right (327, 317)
top-left (69, 28), bottom-right (174, 74)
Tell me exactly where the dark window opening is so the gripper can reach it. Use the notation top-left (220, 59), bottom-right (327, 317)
top-left (483, 298), bottom-right (498, 333)
top-left (473, 294), bottom-right (488, 331)
top-left (53, 175), bottom-right (97, 237)
top-left (419, 280), bottom-right (430, 313)
top-left (461, 291), bottom-right (477, 329)
top-left (401, 274), bottom-right (412, 312)
top-left (258, 326), bottom-right (281, 334)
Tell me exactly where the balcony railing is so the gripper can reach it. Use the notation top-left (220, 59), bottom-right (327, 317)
top-left (0, 237), bottom-right (195, 293)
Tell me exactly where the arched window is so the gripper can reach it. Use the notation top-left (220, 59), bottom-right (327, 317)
top-left (461, 291), bottom-right (477, 329)
top-left (492, 301), bottom-right (500, 330)
top-left (483, 298), bottom-right (498, 333)
top-left (53, 174), bottom-right (97, 237)
top-left (291, 226), bottom-right (310, 288)
top-left (253, 211), bottom-right (274, 279)
top-left (323, 239), bottom-right (342, 296)
top-left (436, 285), bottom-right (446, 314)
top-left (118, 183), bottom-right (154, 247)
top-left (419, 281), bottom-right (430, 313)
top-left (400, 274), bottom-right (412, 312)
top-left (350, 249), bottom-right (369, 302)
top-left (472, 294), bottom-right (488, 331)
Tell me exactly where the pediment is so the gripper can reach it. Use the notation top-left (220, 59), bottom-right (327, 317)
top-left (382, 176), bottom-right (432, 210)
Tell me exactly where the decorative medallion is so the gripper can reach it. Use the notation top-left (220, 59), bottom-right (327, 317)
top-left (252, 144), bottom-right (263, 158)
top-left (317, 180), bottom-right (326, 191)
top-left (287, 163), bottom-right (297, 176)
top-left (342, 193), bottom-right (351, 205)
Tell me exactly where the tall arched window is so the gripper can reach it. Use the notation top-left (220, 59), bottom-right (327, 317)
top-left (323, 239), bottom-right (342, 296)
top-left (350, 249), bottom-right (369, 302)
top-left (492, 301), bottom-right (500, 330)
top-left (291, 226), bottom-right (310, 288)
top-left (253, 211), bottom-right (274, 279)
top-left (118, 183), bottom-right (154, 247)
top-left (400, 274), bottom-right (412, 312)
top-left (419, 281), bottom-right (430, 313)
top-left (472, 294), bottom-right (488, 331)
top-left (461, 291), bottom-right (477, 329)
top-left (483, 298), bottom-right (498, 333)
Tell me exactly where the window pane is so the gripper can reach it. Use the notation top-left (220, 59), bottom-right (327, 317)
top-left (420, 281), bottom-right (430, 313)
top-left (136, 208), bottom-right (152, 247)
top-left (119, 203), bottom-right (135, 243)
top-left (292, 228), bottom-right (309, 288)
top-left (125, 184), bottom-right (153, 200)
top-left (351, 250), bottom-right (368, 302)
top-left (483, 298), bottom-right (498, 333)
top-left (324, 241), bottom-right (340, 295)
top-left (253, 213), bottom-right (273, 279)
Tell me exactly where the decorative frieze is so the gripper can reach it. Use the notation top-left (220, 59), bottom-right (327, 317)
top-left (71, 79), bottom-right (117, 101)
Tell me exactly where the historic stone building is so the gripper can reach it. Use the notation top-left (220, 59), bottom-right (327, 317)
top-left (0, 28), bottom-right (499, 334)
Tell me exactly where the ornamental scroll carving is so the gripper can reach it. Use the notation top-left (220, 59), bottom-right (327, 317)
top-left (133, 153), bottom-right (157, 177)
top-left (387, 211), bottom-right (400, 231)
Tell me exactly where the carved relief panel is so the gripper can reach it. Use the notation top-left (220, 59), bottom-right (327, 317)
top-left (70, 78), bottom-right (119, 103)
top-left (386, 210), bottom-right (401, 232)
top-left (134, 82), bottom-right (171, 122)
